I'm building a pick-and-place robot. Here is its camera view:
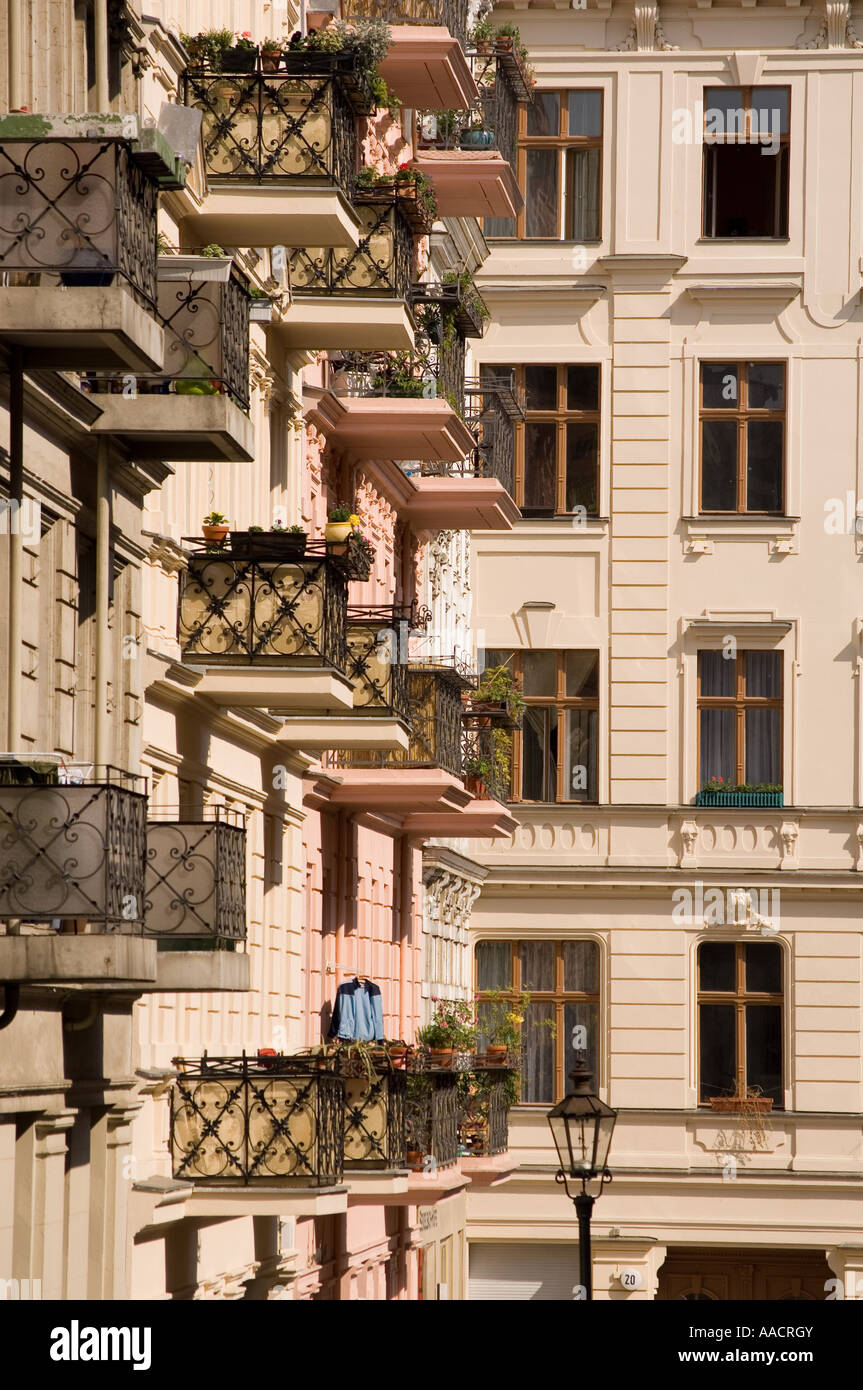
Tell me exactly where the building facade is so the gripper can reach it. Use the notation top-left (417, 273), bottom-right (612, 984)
top-left (466, 0), bottom-right (863, 1301)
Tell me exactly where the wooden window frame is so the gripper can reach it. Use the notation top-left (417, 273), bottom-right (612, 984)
top-left (701, 85), bottom-right (791, 240)
top-left (488, 649), bottom-right (599, 803)
top-left (697, 941), bottom-right (784, 1105)
top-left (475, 939), bottom-right (601, 1104)
top-left (697, 648), bottom-right (783, 786)
top-left (489, 89), bottom-right (603, 241)
top-left (514, 364), bottom-right (601, 516)
top-left (698, 361), bottom-right (786, 515)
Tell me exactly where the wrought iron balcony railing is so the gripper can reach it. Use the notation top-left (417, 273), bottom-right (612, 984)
top-left (463, 372), bottom-right (523, 498)
top-left (340, 0), bottom-right (468, 49)
top-left (331, 336), bottom-right (466, 416)
top-left (0, 767), bottom-right (147, 930)
top-left (0, 138), bottom-right (158, 309)
top-left (145, 807), bottom-right (246, 946)
top-left (461, 719), bottom-right (511, 803)
top-left (288, 190), bottom-right (414, 302)
top-left (339, 1056), bottom-right (407, 1169)
top-left (337, 656), bottom-right (475, 776)
top-left (171, 1053), bottom-right (344, 1186)
top-left (406, 1070), bottom-right (460, 1170)
top-left (182, 59), bottom-right (360, 191)
top-left (82, 256), bottom-right (251, 409)
top-left (178, 541), bottom-right (349, 672)
top-left (346, 606), bottom-right (412, 722)
top-left (458, 1067), bottom-right (512, 1157)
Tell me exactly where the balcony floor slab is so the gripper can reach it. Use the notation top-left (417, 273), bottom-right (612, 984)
top-left (273, 297), bottom-right (415, 351)
top-left (90, 393), bottom-right (255, 462)
top-left (402, 798), bottom-right (519, 838)
top-left (379, 27), bottom-right (478, 110)
top-left (405, 476), bottom-right (520, 532)
top-left (322, 394), bottom-right (476, 463)
top-left (0, 935), bottom-right (158, 989)
top-left (132, 1180), bottom-right (349, 1232)
top-left (412, 150), bottom-right (524, 219)
top-left (460, 1152), bottom-right (520, 1187)
top-left (182, 185), bottom-right (361, 249)
top-left (186, 663), bottom-right (356, 712)
top-left (144, 950), bottom-right (250, 992)
top-left (0, 286), bottom-right (164, 371)
top-left (277, 715), bottom-right (410, 752)
top-left (344, 1169), bottom-right (411, 1203)
top-left (325, 767), bottom-right (472, 814)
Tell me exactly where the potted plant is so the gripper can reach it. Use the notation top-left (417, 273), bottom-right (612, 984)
top-left (201, 510), bottom-right (229, 544)
top-left (494, 22), bottom-right (520, 52)
top-left (460, 117), bottom-right (495, 151)
top-left (462, 754), bottom-right (492, 798)
top-left (470, 16), bottom-right (496, 53)
top-left (417, 998), bottom-right (477, 1066)
top-left (696, 778), bottom-right (783, 808)
top-left (225, 31), bottom-right (257, 71)
top-left (261, 36), bottom-right (282, 71)
top-left (325, 503), bottom-right (359, 544)
top-left (467, 662), bottom-right (525, 723)
top-left (709, 1088), bottom-right (774, 1116)
top-left (477, 989), bottom-right (529, 1064)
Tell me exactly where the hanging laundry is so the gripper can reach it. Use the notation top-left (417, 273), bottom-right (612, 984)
top-left (328, 977), bottom-right (384, 1042)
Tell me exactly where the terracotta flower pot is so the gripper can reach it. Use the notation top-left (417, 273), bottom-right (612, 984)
top-left (429, 1047), bottom-right (453, 1066)
top-left (261, 51), bottom-right (281, 71)
top-left (485, 1044), bottom-right (508, 1065)
top-left (406, 1148), bottom-right (424, 1169)
top-left (465, 774), bottom-right (488, 798)
top-left (201, 523), bottom-right (229, 544)
top-left (325, 520), bottom-right (353, 543)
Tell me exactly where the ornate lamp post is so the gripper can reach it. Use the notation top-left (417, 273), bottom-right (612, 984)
top-left (547, 1058), bottom-right (618, 1301)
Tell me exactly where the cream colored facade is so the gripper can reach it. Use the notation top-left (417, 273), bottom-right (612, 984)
top-left (465, 0), bottom-right (863, 1300)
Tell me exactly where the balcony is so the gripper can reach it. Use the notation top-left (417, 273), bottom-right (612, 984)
top-left (171, 1054), bottom-right (344, 1188)
top-left (464, 371), bottom-right (523, 499)
top-left (0, 121), bottom-right (163, 370)
top-left (379, 27), bottom-right (477, 110)
top-left (341, 0), bottom-right (469, 49)
top-left (177, 541), bottom-right (355, 711)
top-left (458, 1060), bottom-right (519, 1185)
top-left (341, 1056), bottom-right (408, 1171)
top-left (281, 192), bottom-right (416, 350)
top-left (144, 808), bottom-right (246, 948)
top-left (181, 58), bottom-right (363, 247)
top-left (87, 255), bottom-right (253, 462)
top-left (406, 1067), bottom-right (460, 1171)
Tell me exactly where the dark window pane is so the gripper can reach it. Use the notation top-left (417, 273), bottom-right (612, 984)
top-left (563, 940), bottom-right (598, 992)
top-left (703, 88), bottom-right (744, 139)
top-left (745, 943), bottom-right (782, 995)
top-left (525, 365), bottom-right (557, 410)
top-left (700, 707), bottom-right (735, 783)
top-left (563, 707), bottom-right (597, 801)
top-left (568, 90), bottom-right (602, 137)
top-left (564, 1001), bottom-right (597, 1080)
top-left (484, 648), bottom-right (514, 673)
top-left (566, 364), bottom-right (600, 411)
top-left (701, 419), bottom-right (738, 510)
top-left (565, 422), bottom-right (598, 513)
top-left (745, 1004), bottom-right (783, 1104)
top-left (565, 146), bottom-right (601, 241)
top-left (519, 940), bottom-right (555, 991)
top-left (522, 651), bottom-right (557, 696)
top-left (745, 708), bottom-right (781, 784)
top-left (525, 148), bottom-right (559, 237)
top-left (565, 650), bottom-right (598, 697)
top-left (702, 362), bottom-right (739, 408)
top-left (700, 649), bottom-right (735, 696)
top-left (745, 651), bottom-right (781, 698)
top-left (524, 422), bottom-right (557, 511)
top-left (707, 143), bottom-right (787, 238)
top-left (527, 92), bottom-right (560, 136)
top-left (751, 88), bottom-right (789, 137)
top-left (476, 940), bottom-right (512, 991)
top-left (521, 705), bottom-right (555, 799)
top-left (521, 1001), bottom-right (555, 1102)
top-left (700, 1003), bottom-right (737, 1100)
top-left (746, 420), bottom-right (783, 511)
top-left (747, 362), bottom-right (784, 410)
top-left (484, 215), bottom-right (516, 238)
top-left (699, 942), bottom-right (736, 992)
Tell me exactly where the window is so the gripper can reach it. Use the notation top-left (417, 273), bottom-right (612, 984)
top-left (475, 939), bottom-right (600, 1103)
top-left (700, 362), bottom-right (785, 513)
top-left (484, 649), bottom-right (599, 802)
top-left (698, 650), bottom-right (782, 787)
top-left (702, 86), bottom-right (789, 238)
top-left (485, 89), bottom-right (603, 240)
top-left (698, 941), bottom-right (783, 1105)
top-left (491, 364), bottom-right (600, 515)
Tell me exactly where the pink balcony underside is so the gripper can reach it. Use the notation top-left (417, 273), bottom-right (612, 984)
top-left (412, 150), bottom-right (524, 219)
top-left (321, 395), bottom-right (476, 462)
top-left (404, 476), bottom-right (520, 532)
top-left (378, 27), bottom-right (478, 110)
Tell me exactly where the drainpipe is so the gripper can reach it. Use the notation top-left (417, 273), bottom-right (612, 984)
top-left (8, 0), bottom-right (23, 111)
top-left (93, 0), bottom-right (109, 111)
top-left (398, 837), bottom-right (414, 1041)
top-left (7, 348), bottom-right (24, 748)
top-left (94, 438), bottom-right (111, 771)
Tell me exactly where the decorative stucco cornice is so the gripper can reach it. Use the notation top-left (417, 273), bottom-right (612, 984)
top-left (615, 2), bottom-right (678, 51)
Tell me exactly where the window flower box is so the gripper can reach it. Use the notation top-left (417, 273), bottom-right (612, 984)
top-left (695, 791), bottom-right (783, 807)
top-left (709, 1096), bottom-right (773, 1115)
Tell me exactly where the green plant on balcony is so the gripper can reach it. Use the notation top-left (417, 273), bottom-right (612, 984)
top-left (181, 27), bottom-right (235, 69)
top-left (371, 351), bottom-right (430, 398)
top-left (370, 75), bottom-right (401, 111)
top-left (174, 379), bottom-right (220, 395)
top-left (463, 729), bottom-right (511, 794)
top-left (699, 778), bottom-right (783, 794)
top-left (417, 998), bottom-right (477, 1059)
top-left (309, 17), bottom-right (391, 86)
top-left (200, 243), bottom-right (226, 257)
top-left (469, 15), bottom-right (496, 51)
top-left (394, 164), bottom-right (438, 223)
top-left (472, 662), bottom-right (525, 720)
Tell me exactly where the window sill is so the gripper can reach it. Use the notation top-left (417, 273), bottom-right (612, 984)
top-left (681, 515), bottom-right (798, 556)
top-left (517, 515), bottom-right (609, 532)
top-left (696, 237), bottom-right (790, 245)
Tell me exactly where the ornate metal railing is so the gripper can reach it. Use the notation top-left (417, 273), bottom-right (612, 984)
top-left (341, 0), bottom-right (468, 48)
top-left (463, 373), bottom-right (523, 498)
top-left (178, 543), bottom-right (349, 671)
top-left (340, 1058), bottom-right (407, 1169)
top-left (473, 47), bottom-right (532, 165)
top-left (406, 1071), bottom-right (460, 1170)
top-left (346, 607), bottom-right (411, 722)
top-left (171, 1053), bottom-right (344, 1186)
top-left (0, 770), bottom-right (147, 929)
top-left (0, 138), bottom-right (158, 309)
top-left (145, 808), bottom-right (246, 945)
top-left (461, 718), bottom-right (511, 803)
top-left (458, 1067), bottom-right (513, 1157)
top-left (332, 333), bottom-right (465, 415)
top-left (288, 191), bottom-right (414, 301)
top-left (182, 60), bottom-right (359, 189)
top-left (338, 661), bottom-right (471, 776)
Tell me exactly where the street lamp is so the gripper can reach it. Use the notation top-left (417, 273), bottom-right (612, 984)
top-left (547, 1058), bottom-right (617, 1300)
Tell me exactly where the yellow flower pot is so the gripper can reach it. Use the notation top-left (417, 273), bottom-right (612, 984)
top-left (325, 521), bottom-right (353, 543)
